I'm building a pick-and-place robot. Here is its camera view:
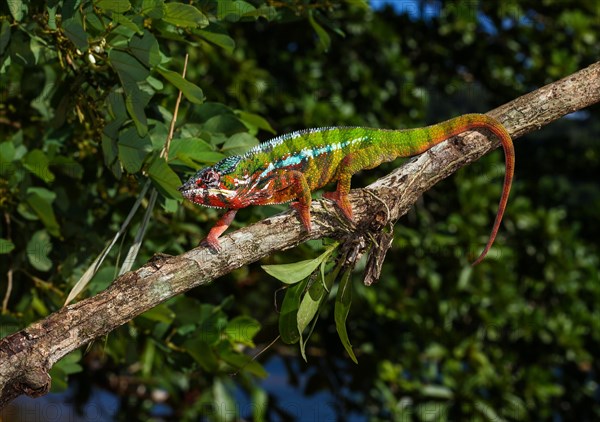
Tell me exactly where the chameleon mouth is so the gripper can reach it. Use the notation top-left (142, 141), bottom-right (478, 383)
top-left (179, 187), bottom-right (239, 208)
top-left (180, 188), bottom-right (238, 198)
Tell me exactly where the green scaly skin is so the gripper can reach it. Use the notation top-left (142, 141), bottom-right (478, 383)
top-left (179, 113), bottom-right (515, 265)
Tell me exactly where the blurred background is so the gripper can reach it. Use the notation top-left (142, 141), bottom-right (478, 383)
top-left (1, 0), bottom-right (600, 420)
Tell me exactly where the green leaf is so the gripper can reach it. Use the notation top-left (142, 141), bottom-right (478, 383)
top-left (251, 387), bottom-right (268, 422)
top-left (26, 229), bottom-right (53, 271)
top-left (118, 127), bottom-right (152, 173)
top-left (183, 337), bottom-right (218, 372)
top-left (213, 378), bottom-right (238, 421)
top-left (156, 66), bottom-right (205, 104)
top-left (62, 18), bottom-right (88, 51)
top-left (0, 20), bottom-right (11, 56)
top-left (0, 141), bottom-right (15, 165)
top-left (106, 89), bottom-right (128, 122)
top-left (236, 111), bottom-right (276, 134)
top-left (221, 133), bottom-right (258, 155)
top-left (147, 155), bottom-right (182, 200)
top-left (262, 244), bottom-right (337, 284)
top-left (308, 11), bottom-right (330, 51)
top-left (108, 51), bottom-right (150, 132)
top-left (140, 304), bottom-right (175, 323)
top-left (163, 3), bottom-right (209, 28)
top-left (224, 315), bottom-right (261, 347)
top-left (96, 0), bottom-right (131, 13)
top-left (0, 238), bottom-right (15, 254)
top-left (124, 83), bottom-right (150, 136)
top-left (168, 137), bottom-right (223, 167)
top-left (7, 0), bottom-right (23, 21)
top-left (334, 268), bottom-right (357, 363)
top-left (298, 254), bottom-right (339, 360)
top-left (109, 49), bottom-right (150, 82)
top-left (220, 348), bottom-right (267, 378)
top-left (421, 384), bottom-right (454, 399)
top-left (141, 0), bottom-right (164, 19)
top-left (129, 31), bottom-right (161, 68)
top-left (193, 102), bottom-right (234, 122)
top-left (218, 0), bottom-right (256, 22)
top-left (102, 134), bottom-right (122, 178)
top-left (345, 0), bottom-right (370, 9)
top-left (110, 12), bottom-right (142, 34)
top-left (49, 350), bottom-right (83, 393)
top-left (196, 27), bottom-right (235, 53)
top-left (23, 149), bottom-right (54, 183)
top-left (26, 188), bottom-right (60, 237)
top-left (202, 114), bottom-right (246, 136)
top-left (278, 280), bottom-right (307, 344)
top-left (297, 274), bottom-right (325, 361)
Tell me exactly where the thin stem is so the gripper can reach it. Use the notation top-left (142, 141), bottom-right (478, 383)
top-left (2, 212), bottom-right (13, 314)
top-left (162, 53), bottom-right (189, 160)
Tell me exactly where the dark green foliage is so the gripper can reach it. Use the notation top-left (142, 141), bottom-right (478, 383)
top-left (1, 0), bottom-right (600, 420)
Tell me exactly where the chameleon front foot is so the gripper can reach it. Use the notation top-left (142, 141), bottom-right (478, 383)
top-left (200, 209), bottom-right (238, 252)
top-left (290, 201), bottom-right (312, 232)
top-left (323, 191), bottom-right (354, 222)
top-left (201, 235), bottom-right (222, 252)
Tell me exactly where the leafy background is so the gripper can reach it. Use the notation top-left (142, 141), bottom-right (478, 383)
top-left (1, 0), bottom-right (600, 420)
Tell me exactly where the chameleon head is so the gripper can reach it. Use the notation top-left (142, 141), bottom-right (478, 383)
top-left (179, 155), bottom-right (253, 209)
top-left (179, 165), bottom-right (240, 208)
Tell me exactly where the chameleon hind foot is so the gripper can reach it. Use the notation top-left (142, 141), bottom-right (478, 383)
top-left (290, 201), bottom-right (312, 232)
top-left (323, 191), bottom-right (354, 222)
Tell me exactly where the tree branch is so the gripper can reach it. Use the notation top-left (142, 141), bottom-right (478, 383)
top-left (1, 61), bottom-right (599, 408)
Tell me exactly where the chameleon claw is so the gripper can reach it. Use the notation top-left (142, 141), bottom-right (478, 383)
top-left (323, 191), bottom-right (354, 222)
top-left (201, 235), bottom-right (222, 252)
top-left (290, 201), bottom-right (312, 232)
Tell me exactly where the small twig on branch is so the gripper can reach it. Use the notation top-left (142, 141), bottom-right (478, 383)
top-left (2, 212), bottom-right (13, 314)
top-left (162, 54), bottom-right (189, 160)
top-left (0, 61), bottom-right (599, 408)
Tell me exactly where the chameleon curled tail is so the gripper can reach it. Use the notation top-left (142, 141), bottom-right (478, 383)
top-left (179, 113), bottom-right (514, 265)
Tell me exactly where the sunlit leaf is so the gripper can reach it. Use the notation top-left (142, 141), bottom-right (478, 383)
top-left (25, 188), bottom-right (60, 237)
top-left (262, 243), bottom-right (337, 284)
top-left (147, 155), bottom-right (182, 200)
top-left (96, 0), bottom-right (131, 13)
top-left (23, 149), bottom-right (54, 183)
top-left (26, 229), bottom-right (53, 271)
top-left (7, 0), bottom-right (23, 22)
top-left (213, 378), bottom-right (237, 421)
top-left (0, 238), bottom-right (15, 254)
top-left (184, 337), bottom-right (219, 372)
top-left (141, 0), bottom-right (164, 19)
top-left (221, 133), bottom-right (258, 155)
top-left (236, 111), bottom-right (276, 134)
top-left (163, 3), bottom-right (208, 28)
top-left (218, 0), bottom-right (256, 22)
top-left (278, 280), bottom-right (306, 344)
top-left (196, 27), bottom-right (235, 53)
top-left (49, 350), bottom-right (82, 393)
top-left (118, 127), bottom-right (152, 173)
top-left (157, 66), bottom-right (205, 104)
top-left (308, 11), bottom-right (330, 51)
top-left (334, 268), bottom-right (357, 363)
top-left (225, 315), bottom-right (261, 347)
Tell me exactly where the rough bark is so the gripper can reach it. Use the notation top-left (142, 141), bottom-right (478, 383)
top-left (1, 61), bottom-right (599, 408)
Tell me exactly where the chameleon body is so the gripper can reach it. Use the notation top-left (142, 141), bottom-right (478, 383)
top-left (179, 113), bottom-right (515, 265)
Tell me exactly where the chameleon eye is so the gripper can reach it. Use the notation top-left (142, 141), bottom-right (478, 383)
top-left (201, 169), bottom-right (220, 188)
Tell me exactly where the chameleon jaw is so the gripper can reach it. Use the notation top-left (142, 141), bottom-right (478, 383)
top-left (179, 187), bottom-right (240, 209)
